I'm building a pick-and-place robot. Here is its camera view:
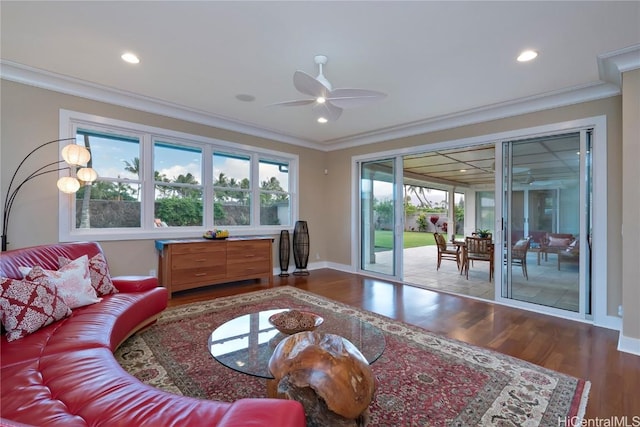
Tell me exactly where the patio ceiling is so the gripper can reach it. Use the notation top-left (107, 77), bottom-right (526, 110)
top-left (403, 133), bottom-right (581, 189)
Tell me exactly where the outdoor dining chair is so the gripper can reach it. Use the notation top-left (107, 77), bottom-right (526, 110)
top-left (434, 232), bottom-right (461, 271)
top-left (461, 236), bottom-right (494, 280)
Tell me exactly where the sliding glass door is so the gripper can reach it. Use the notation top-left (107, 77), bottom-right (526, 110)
top-left (500, 131), bottom-right (592, 315)
top-left (360, 159), bottom-right (397, 276)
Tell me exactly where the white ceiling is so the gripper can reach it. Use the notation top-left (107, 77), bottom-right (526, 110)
top-left (1, 1), bottom-right (639, 150)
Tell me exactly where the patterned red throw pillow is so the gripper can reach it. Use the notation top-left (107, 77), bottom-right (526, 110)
top-left (0, 277), bottom-right (72, 342)
top-left (23, 255), bottom-right (101, 309)
top-left (59, 253), bottom-right (118, 296)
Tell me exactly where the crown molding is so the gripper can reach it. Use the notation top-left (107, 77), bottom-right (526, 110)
top-left (0, 60), bottom-right (324, 151)
top-left (2, 50), bottom-right (633, 152)
top-left (324, 81), bottom-right (620, 151)
top-left (598, 44), bottom-right (640, 87)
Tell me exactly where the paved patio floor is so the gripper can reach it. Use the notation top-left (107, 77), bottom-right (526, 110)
top-left (370, 245), bottom-right (580, 312)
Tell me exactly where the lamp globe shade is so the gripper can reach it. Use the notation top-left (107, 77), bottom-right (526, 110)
top-left (76, 167), bottom-right (98, 182)
top-left (57, 176), bottom-right (81, 193)
top-left (61, 144), bottom-right (91, 165)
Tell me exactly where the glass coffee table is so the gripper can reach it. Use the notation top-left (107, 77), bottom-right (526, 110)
top-left (208, 308), bottom-right (385, 381)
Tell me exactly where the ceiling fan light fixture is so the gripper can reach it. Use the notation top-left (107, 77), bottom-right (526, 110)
top-left (121, 52), bottom-right (140, 64)
top-left (517, 50), bottom-right (538, 62)
top-left (272, 55), bottom-right (386, 122)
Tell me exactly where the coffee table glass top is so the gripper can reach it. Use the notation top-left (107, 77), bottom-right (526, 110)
top-left (208, 308), bottom-right (385, 379)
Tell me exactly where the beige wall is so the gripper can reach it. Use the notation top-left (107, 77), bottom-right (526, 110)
top-left (621, 69), bottom-right (640, 339)
top-left (1, 79), bottom-right (632, 338)
top-left (325, 97), bottom-right (624, 319)
top-left (0, 80), bottom-right (329, 276)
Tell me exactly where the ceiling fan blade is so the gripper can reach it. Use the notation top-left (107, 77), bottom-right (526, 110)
top-left (313, 102), bottom-right (342, 121)
top-left (328, 88), bottom-right (387, 109)
top-left (293, 70), bottom-right (329, 98)
top-left (269, 99), bottom-right (315, 107)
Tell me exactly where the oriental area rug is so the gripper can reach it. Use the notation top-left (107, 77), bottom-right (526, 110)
top-left (115, 286), bottom-right (589, 426)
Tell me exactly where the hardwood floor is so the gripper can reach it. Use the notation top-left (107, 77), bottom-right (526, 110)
top-left (167, 268), bottom-right (640, 418)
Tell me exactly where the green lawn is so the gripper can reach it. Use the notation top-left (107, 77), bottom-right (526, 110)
top-left (375, 230), bottom-right (462, 249)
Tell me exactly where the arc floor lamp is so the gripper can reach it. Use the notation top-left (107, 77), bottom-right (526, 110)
top-left (2, 138), bottom-right (98, 252)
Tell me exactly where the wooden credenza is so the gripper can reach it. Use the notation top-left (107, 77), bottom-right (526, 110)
top-left (155, 237), bottom-right (274, 298)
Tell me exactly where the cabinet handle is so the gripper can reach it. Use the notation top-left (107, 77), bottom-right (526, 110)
top-left (194, 273), bottom-right (207, 277)
top-left (195, 258), bottom-right (207, 262)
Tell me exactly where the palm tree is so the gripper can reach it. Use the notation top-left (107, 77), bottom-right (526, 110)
top-left (405, 185), bottom-right (433, 208)
top-left (79, 134), bottom-right (92, 228)
top-left (174, 173), bottom-right (200, 198)
top-left (123, 158), bottom-right (140, 177)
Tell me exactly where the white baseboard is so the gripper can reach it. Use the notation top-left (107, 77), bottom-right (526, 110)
top-left (322, 262), bottom-right (354, 273)
top-left (618, 333), bottom-right (640, 356)
top-left (272, 261), bottom-right (347, 276)
top-left (594, 314), bottom-right (622, 331)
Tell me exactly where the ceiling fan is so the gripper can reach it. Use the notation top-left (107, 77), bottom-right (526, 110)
top-left (524, 171), bottom-right (536, 185)
top-left (272, 55), bottom-right (387, 122)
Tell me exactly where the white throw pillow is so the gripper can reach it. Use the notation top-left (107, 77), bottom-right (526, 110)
top-left (19, 255), bottom-right (101, 309)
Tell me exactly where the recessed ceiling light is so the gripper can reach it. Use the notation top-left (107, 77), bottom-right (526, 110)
top-left (316, 97), bottom-right (326, 104)
top-left (235, 94), bottom-right (255, 102)
top-left (517, 50), bottom-right (538, 62)
top-left (121, 52), bottom-right (140, 64)
top-left (460, 169), bottom-right (467, 173)
top-left (317, 117), bottom-right (328, 124)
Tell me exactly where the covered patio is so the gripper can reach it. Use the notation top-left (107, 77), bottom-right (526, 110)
top-left (374, 245), bottom-right (580, 312)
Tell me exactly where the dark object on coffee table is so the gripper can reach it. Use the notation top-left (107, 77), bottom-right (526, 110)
top-left (268, 310), bottom-right (323, 335)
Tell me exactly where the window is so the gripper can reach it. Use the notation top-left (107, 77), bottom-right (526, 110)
top-left (74, 130), bottom-right (142, 229)
top-left (154, 142), bottom-right (203, 227)
top-left (259, 159), bottom-right (290, 226)
top-left (60, 110), bottom-right (298, 242)
top-left (213, 152), bottom-right (251, 226)
top-left (476, 191), bottom-right (494, 233)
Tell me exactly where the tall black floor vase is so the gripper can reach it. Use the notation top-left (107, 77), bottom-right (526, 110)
top-left (278, 230), bottom-right (290, 277)
top-left (293, 220), bottom-right (310, 276)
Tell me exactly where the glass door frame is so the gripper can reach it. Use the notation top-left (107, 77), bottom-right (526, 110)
top-left (354, 155), bottom-right (404, 283)
top-left (351, 115), bottom-right (611, 327)
top-left (495, 126), bottom-right (602, 321)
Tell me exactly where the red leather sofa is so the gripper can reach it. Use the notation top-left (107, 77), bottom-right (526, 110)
top-left (0, 242), bottom-right (305, 427)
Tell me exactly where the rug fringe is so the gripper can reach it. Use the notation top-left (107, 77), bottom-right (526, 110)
top-left (576, 380), bottom-right (591, 422)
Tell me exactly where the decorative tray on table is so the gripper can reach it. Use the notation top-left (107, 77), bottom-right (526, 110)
top-left (202, 229), bottom-right (229, 240)
top-left (268, 310), bottom-right (324, 335)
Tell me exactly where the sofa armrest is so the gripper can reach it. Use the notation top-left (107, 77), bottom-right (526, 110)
top-left (216, 399), bottom-right (305, 427)
top-left (1, 418), bottom-right (36, 427)
top-left (111, 276), bottom-right (158, 293)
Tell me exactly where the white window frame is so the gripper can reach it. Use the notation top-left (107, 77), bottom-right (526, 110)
top-left (58, 109), bottom-right (298, 242)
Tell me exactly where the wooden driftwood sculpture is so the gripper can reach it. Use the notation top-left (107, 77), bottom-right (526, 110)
top-left (268, 331), bottom-right (376, 427)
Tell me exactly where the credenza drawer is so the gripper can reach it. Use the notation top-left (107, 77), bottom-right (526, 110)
top-left (171, 267), bottom-right (227, 288)
top-left (227, 241), bottom-right (271, 264)
top-left (171, 242), bottom-right (225, 255)
top-left (171, 252), bottom-right (226, 270)
top-left (226, 261), bottom-right (271, 278)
